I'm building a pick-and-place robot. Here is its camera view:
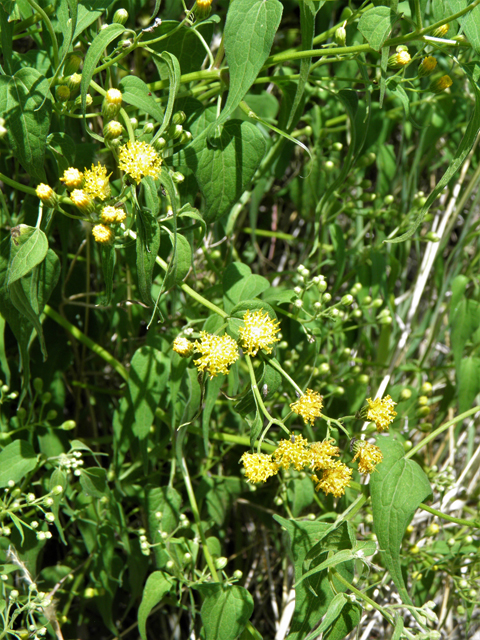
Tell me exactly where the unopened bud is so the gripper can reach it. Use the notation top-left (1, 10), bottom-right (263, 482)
top-left (36, 184), bottom-right (58, 208)
top-left (424, 231), bottom-right (440, 242)
top-left (102, 89), bottom-right (122, 119)
top-left (214, 556), bottom-right (228, 570)
top-left (335, 26), bottom-right (346, 46)
top-left (418, 56), bottom-right (437, 77)
top-left (67, 73), bottom-right (82, 92)
top-left (429, 75), bottom-right (453, 93)
top-left (56, 85), bottom-right (71, 103)
top-left (104, 120), bottom-right (124, 141)
top-left (388, 50), bottom-right (411, 68)
top-left (63, 52), bottom-right (82, 76)
top-left (431, 23), bottom-right (449, 38)
top-left (113, 9), bottom-right (129, 24)
top-left (172, 111), bottom-right (186, 125)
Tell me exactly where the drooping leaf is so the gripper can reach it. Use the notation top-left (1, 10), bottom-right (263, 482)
top-left (7, 227), bottom-right (48, 286)
top-left (138, 572), bottom-right (173, 640)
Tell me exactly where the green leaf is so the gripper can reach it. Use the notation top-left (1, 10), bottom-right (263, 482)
top-left (174, 106), bottom-right (267, 222)
top-left (0, 2), bottom-right (14, 74)
top-left (450, 296), bottom-right (480, 370)
top-left (0, 440), bottom-right (37, 488)
top-left (0, 68), bottom-right (53, 181)
top-left (358, 6), bottom-right (397, 51)
top-left (246, 411), bottom-right (263, 449)
top-left (128, 346), bottom-right (170, 439)
top-left (458, 357), bottom-right (480, 413)
top-left (223, 263), bottom-right (270, 313)
top-left (119, 76), bottom-right (164, 125)
top-left (80, 23), bottom-right (125, 115)
top-left (200, 584), bottom-right (254, 640)
top-left (145, 485), bottom-right (182, 566)
top-left (305, 593), bottom-right (347, 639)
top-left (79, 467), bottom-right (107, 498)
top-left (217, 0), bottom-right (283, 127)
top-left (322, 602), bottom-right (362, 640)
top-left (388, 79), bottom-right (480, 243)
top-left (162, 229), bottom-right (192, 288)
top-left (99, 244), bottom-right (116, 306)
top-left (136, 182), bottom-right (161, 305)
top-left (370, 435), bottom-right (432, 605)
top-left (151, 51), bottom-right (181, 140)
top-left (138, 571), bottom-right (173, 640)
top-left (47, 132), bottom-right (76, 176)
top-left (7, 227), bottom-right (48, 286)
top-left (447, 0), bottom-right (480, 54)
top-left (233, 360), bottom-right (282, 417)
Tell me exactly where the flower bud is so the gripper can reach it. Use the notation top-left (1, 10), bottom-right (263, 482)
top-left (179, 131), bottom-right (192, 145)
top-left (429, 75), bottom-right (453, 93)
top-left (432, 23), bottom-right (449, 38)
top-left (322, 292), bottom-right (332, 303)
top-left (335, 26), bottom-right (346, 46)
top-left (426, 523), bottom-right (440, 535)
top-left (70, 189), bottom-right (94, 214)
top-left (102, 89), bottom-right (122, 119)
top-left (384, 194), bottom-right (395, 205)
top-left (172, 111), bottom-right (186, 125)
top-left (388, 50), bottom-right (411, 68)
top-left (416, 406), bottom-right (430, 418)
top-left (400, 388), bottom-right (412, 400)
top-left (92, 224), bottom-right (115, 244)
top-left (424, 231), bottom-right (440, 242)
top-left (75, 93), bottom-right (92, 107)
top-left (34, 377), bottom-right (43, 392)
top-left (63, 52), bottom-right (82, 76)
top-left (52, 485), bottom-right (64, 495)
top-left (341, 294), bottom-right (354, 306)
top-left (61, 419), bottom-right (76, 430)
top-left (357, 152), bottom-right (376, 167)
top-left (67, 72), bottom-right (82, 93)
top-left (171, 171), bottom-right (185, 184)
top-left (324, 160), bottom-right (335, 172)
top-left (169, 123), bottom-right (183, 140)
top-left (196, 0), bottom-right (212, 19)
top-left (143, 122), bottom-right (155, 135)
top-left (104, 120), bottom-right (124, 141)
top-left (36, 184), bottom-right (58, 208)
top-left (153, 136), bottom-right (167, 151)
top-left (113, 9), bottom-right (129, 24)
top-left (233, 570), bottom-right (243, 580)
top-left (46, 409), bottom-right (58, 421)
top-left (214, 556), bottom-right (228, 570)
top-left (418, 56), bottom-right (437, 77)
top-left (55, 85), bottom-right (71, 103)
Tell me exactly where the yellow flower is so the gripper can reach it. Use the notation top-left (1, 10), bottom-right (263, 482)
top-left (83, 163), bottom-right (111, 200)
top-left (35, 184), bottom-right (57, 207)
top-left (352, 440), bottom-right (383, 475)
top-left (273, 434), bottom-right (310, 471)
top-left (290, 389), bottom-right (323, 425)
top-left (194, 331), bottom-right (239, 378)
top-left (240, 452), bottom-right (279, 483)
top-left (173, 336), bottom-right (194, 357)
top-left (418, 56), bottom-right (437, 77)
top-left (118, 140), bottom-right (162, 184)
top-left (366, 395), bottom-right (397, 431)
top-left (432, 23), bottom-right (449, 38)
top-left (106, 88), bottom-right (122, 105)
top-left (101, 205), bottom-right (125, 224)
top-left (430, 75), bottom-right (453, 93)
top-left (70, 189), bottom-right (94, 213)
top-left (388, 50), bottom-right (411, 68)
top-left (197, 0), bottom-right (212, 7)
top-left (60, 167), bottom-right (84, 189)
top-left (92, 224), bottom-right (114, 244)
top-left (311, 461), bottom-right (352, 498)
top-left (104, 120), bottom-right (124, 140)
top-left (310, 438), bottom-right (340, 471)
top-left (238, 309), bottom-right (281, 356)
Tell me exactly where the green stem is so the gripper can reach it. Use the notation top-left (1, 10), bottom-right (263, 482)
top-left (187, 426), bottom-right (275, 452)
top-left (245, 355), bottom-right (290, 435)
top-left (24, 0), bottom-right (59, 69)
top-left (267, 357), bottom-right (303, 395)
top-left (148, 69), bottom-right (220, 92)
top-left (419, 502), bottom-right (479, 528)
top-left (43, 306), bottom-right (129, 381)
top-left (414, 0), bottom-right (423, 29)
top-left (405, 406), bottom-right (480, 459)
top-left (180, 455), bottom-right (220, 581)
top-left (0, 171), bottom-right (37, 196)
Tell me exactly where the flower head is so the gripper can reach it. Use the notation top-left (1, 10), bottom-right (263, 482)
top-left (418, 56), bottom-right (437, 77)
top-left (36, 184), bottom-right (57, 207)
top-left (290, 389), bottom-right (323, 425)
top-left (173, 336), bottom-right (194, 357)
top-left (106, 89), bottom-right (122, 105)
top-left (101, 205), bottom-right (125, 224)
top-left (352, 440), bottom-right (383, 474)
top-left (118, 140), bottom-right (162, 184)
top-left (240, 452), bottom-right (279, 483)
top-left (194, 331), bottom-right (239, 378)
top-left (366, 395), bottom-right (397, 431)
top-left (238, 309), bottom-right (281, 356)
top-left (83, 163), bottom-right (111, 200)
top-left (430, 75), bottom-right (453, 93)
top-left (104, 120), bottom-right (124, 140)
top-left (92, 224), bottom-right (114, 244)
top-left (432, 23), bottom-right (449, 38)
top-left (70, 189), bottom-right (93, 213)
top-left (388, 50), bottom-right (411, 68)
top-left (60, 167), bottom-right (84, 189)
top-left (311, 461), bottom-right (352, 498)
top-left (310, 438), bottom-right (340, 471)
top-left (273, 434), bottom-right (310, 471)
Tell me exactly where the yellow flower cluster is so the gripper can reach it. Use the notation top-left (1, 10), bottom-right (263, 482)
top-left (118, 140), bottom-right (162, 184)
top-left (366, 395), bottom-right (397, 431)
top-left (273, 434), bottom-right (311, 471)
top-left (290, 389), bottom-right (323, 425)
top-left (310, 438), bottom-right (340, 470)
top-left (92, 224), bottom-right (114, 244)
top-left (352, 440), bottom-right (383, 475)
top-left (83, 163), bottom-right (111, 200)
top-left (240, 452), bottom-right (279, 484)
top-left (238, 309), bottom-right (280, 356)
top-left (311, 462), bottom-right (353, 498)
top-left (101, 205), bottom-right (126, 224)
top-left (194, 331), bottom-right (239, 378)
top-left (173, 336), bottom-right (194, 357)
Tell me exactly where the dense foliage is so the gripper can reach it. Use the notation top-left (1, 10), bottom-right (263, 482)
top-left (1, 0), bottom-right (480, 639)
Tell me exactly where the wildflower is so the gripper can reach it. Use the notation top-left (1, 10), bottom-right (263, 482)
top-left (366, 395), bottom-right (397, 431)
top-left (68, 73), bottom-right (82, 92)
top-left (103, 88), bottom-right (123, 119)
top-left (106, 88), bottom-right (122, 105)
top-left (430, 75), bottom-right (453, 93)
top-left (240, 452), bottom-right (279, 483)
top-left (310, 438), bottom-right (340, 471)
top-left (432, 23), bottom-right (449, 38)
top-left (238, 309), bottom-right (281, 356)
top-left (193, 331), bottom-right (239, 378)
top-left (352, 440), bottom-right (383, 474)
top-left (101, 205), bottom-right (126, 224)
top-left (173, 336), bottom-right (194, 357)
top-left (35, 184), bottom-right (57, 208)
top-left (311, 461), bottom-right (353, 498)
top-left (92, 224), bottom-right (114, 244)
top-left (70, 189), bottom-right (94, 213)
top-left (60, 167), bottom-right (84, 189)
top-left (388, 50), bottom-right (411, 68)
top-left (83, 163), bottom-right (111, 200)
top-left (104, 120), bottom-right (124, 141)
top-left (196, 0), bottom-right (212, 18)
top-left (290, 389), bottom-right (323, 425)
top-left (418, 56), bottom-right (437, 77)
top-left (118, 140), bottom-right (162, 184)
top-left (273, 434), bottom-right (310, 471)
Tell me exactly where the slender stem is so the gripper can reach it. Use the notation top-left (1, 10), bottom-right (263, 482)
top-left (267, 357), bottom-right (303, 395)
top-left (43, 305), bottom-right (129, 381)
top-left (414, 0), bottom-right (423, 30)
top-left (180, 455), bottom-right (220, 581)
top-left (0, 171), bottom-right (37, 196)
top-left (24, 0), bottom-right (59, 68)
top-left (186, 426), bottom-right (275, 452)
top-left (419, 502), bottom-right (480, 528)
top-left (245, 355), bottom-right (290, 435)
top-left (405, 406), bottom-right (480, 459)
